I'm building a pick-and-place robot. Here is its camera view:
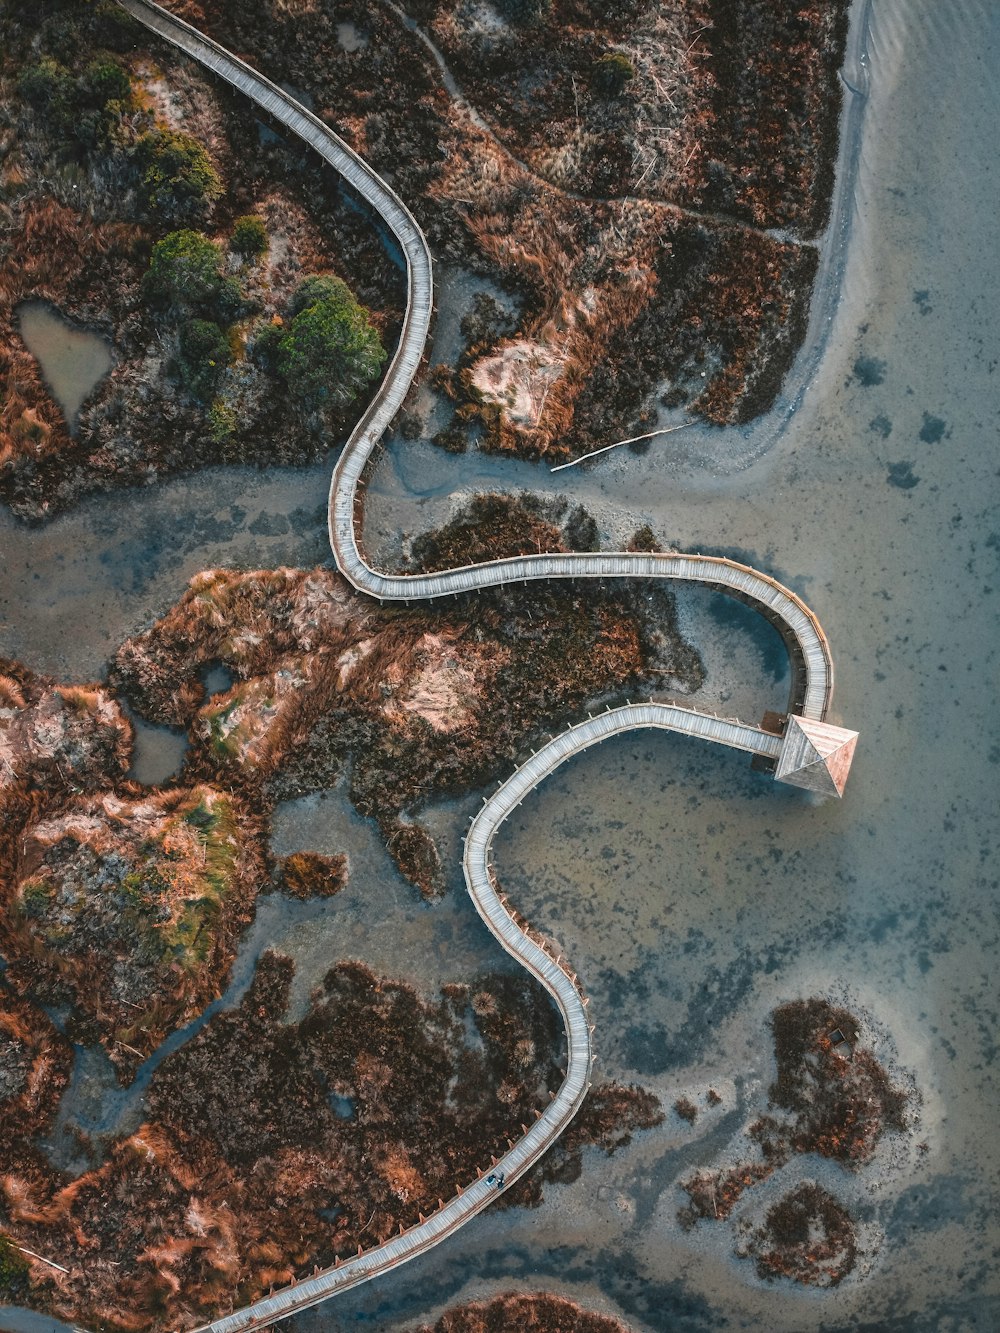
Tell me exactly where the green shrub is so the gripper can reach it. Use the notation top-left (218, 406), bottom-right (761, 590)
top-left (175, 319), bottom-right (231, 400)
top-left (18, 56), bottom-right (74, 116)
top-left (144, 230), bottom-right (245, 324)
top-left (277, 277), bottom-right (386, 410)
top-left (288, 273), bottom-right (352, 317)
top-left (251, 320), bottom-right (283, 370)
top-left (207, 400), bottom-right (238, 442)
top-left (19, 55), bottom-right (132, 148)
top-left (231, 214), bottom-right (268, 259)
top-left (0, 1233), bottom-right (29, 1296)
top-left (135, 129), bottom-right (222, 223)
top-left (592, 53), bottom-right (636, 97)
top-left (145, 230), bottom-right (223, 311)
top-left (78, 58), bottom-right (132, 110)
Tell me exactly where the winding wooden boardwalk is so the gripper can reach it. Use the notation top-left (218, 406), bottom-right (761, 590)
top-left (106, 5), bottom-right (857, 1329)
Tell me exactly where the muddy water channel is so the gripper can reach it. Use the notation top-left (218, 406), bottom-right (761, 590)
top-left (2, 0), bottom-right (998, 1329)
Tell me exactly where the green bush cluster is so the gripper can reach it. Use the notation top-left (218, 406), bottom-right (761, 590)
top-left (143, 230), bottom-right (243, 322)
top-left (276, 275), bottom-right (386, 410)
top-left (176, 319), bottom-right (232, 401)
top-left (135, 129), bottom-right (223, 223)
top-left (145, 240), bottom-right (382, 419)
top-left (592, 52), bottom-right (636, 97)
top-left (231, 214), bottom-right (268, 259)
top-left (144, 231), bottom-right (244, 402)
top-left (18, 54), bottom-right (133, 149)
top-left (207, 400), bottom-right (238, 442)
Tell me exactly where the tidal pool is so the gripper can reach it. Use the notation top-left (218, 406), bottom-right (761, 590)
top-left (16, 301), bottom-right (113, 433)
top-left (336, 21), bottom-right (368, 54)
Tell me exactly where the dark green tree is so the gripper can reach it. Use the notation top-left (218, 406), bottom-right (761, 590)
top-left (592, 53), bottom-right (636, 97)
top-left (278, 277), bottom-right (386, 410)
top-left (144, 230), bottom-right (244, 322)
top-left (144, 230), bottom-right (223, 311)
top-left (287, 274), bottom-right (350, 317)
top-left (175, 319), bottom-right (231, 400)
top-left (135, 129), bottom-right (222, 223)
top-left (79, 58), bottom-right (132, 108)
top-left (231, 214), bottom-right (268, 259)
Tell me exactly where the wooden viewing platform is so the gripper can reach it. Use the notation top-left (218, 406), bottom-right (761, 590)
top-left (57, 6), bottom-right (866, 1330)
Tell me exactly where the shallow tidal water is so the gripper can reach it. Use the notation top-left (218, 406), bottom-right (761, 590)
top-left (1, 0), bottom-right (998, 1329)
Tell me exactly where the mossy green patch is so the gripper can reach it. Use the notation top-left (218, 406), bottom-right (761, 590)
top-left (0, 1232), bottom-right (29, 1296)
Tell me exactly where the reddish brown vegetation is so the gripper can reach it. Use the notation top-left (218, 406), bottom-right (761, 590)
top-left (0, 656), bottom-right (132, 871)
top-left (503, 1079), bottom-right (664, 1209)
top-left (108, 516), bottom-right (700, 892)
top-left (741, 1182), bottom-right (858, 1287)
top-left (679, 1160), bottom-right (773, 1227)
top-left (278, 850), bottom-right (348, 899)
top-left (153, 0), bottom-right (849, 460)
top-left (683, 0), bottom-right (850, 234)
top-left (429, 0), bottom-right (847, 235)
top-left (679, 998), bottom-right (910, 1233)
top-left (1, 656), bottom-right (267, 1082)
top-left (0, 982), bottom-right (72, 1147)
top-left (1, 953), bottom-right (658, 1329)
top-left (379, 820), bottom-right (445, 899)
top-left (410, 493), bottom-right (570, 570)
top-left (0, 202), bottom-right (144, 484)
top-left (412, 1291), bottom-right (632, 1332)
top-left (753, 997), bottom-right (909, 1165)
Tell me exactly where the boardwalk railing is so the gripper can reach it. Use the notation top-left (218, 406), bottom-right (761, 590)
top-left (78, 6), bottom-right (855, 1329)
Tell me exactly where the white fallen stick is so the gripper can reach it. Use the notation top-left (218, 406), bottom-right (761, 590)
top-left (549, 421), bottom-right (692, 472)
top-left (17, 1244), bottom-right (71, 1275)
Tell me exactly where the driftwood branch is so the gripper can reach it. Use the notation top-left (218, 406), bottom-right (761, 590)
top-left (549, 421), bottom-right (692, 472)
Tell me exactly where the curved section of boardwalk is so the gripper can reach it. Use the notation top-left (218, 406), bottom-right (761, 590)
top-left (118, 0), bottom-right (834, 724)
top-left (187, 707), bottom-right (781, 1333)
top-left (106, 5), bottom-right (851, 1330)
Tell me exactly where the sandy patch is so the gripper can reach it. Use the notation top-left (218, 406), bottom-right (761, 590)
top-left (384, 632), bottom-right (478, 734)
top-left (471, 338), bottom-right (567, 430)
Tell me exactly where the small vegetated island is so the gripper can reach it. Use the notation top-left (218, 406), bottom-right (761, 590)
top-left (678, 998), bottom-right (913, 1289)
top-left (0, 0), bottom-right (865, 1330)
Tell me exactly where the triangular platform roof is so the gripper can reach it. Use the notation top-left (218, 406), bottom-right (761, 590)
top-left (775, 716), bottom-right (859, 797)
